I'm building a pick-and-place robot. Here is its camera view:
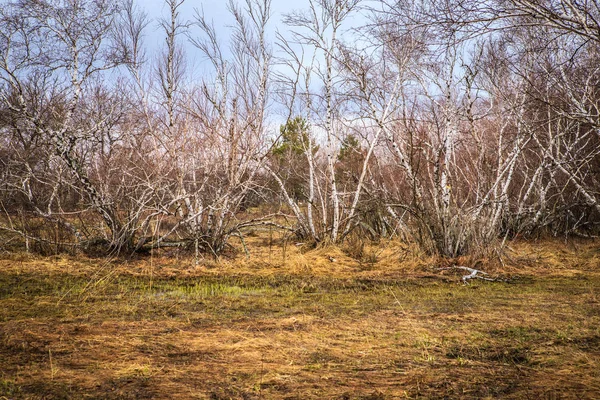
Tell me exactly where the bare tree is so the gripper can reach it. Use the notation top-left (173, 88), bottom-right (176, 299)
top-left (0, 0), bottom-right (149, 253)
top-left (137, 0), bottom-right (275, 257)
top-left (272, 0), bottom-right (365, 243)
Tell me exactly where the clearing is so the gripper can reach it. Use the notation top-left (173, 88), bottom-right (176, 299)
top-left (1, 237), bottom-right (599, 399)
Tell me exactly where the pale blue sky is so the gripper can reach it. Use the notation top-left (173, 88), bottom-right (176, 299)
top-left (139, 0), bottom-right (314, 80)
top-left (136, 0), bottom-right (372, 124)
top-left (139, 0), bottom-right (369, 62)
top-left (141, 0), bottom-right (305, 49)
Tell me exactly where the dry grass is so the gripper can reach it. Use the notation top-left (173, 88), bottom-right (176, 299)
top-left (1, 235), bottom-right (600, 399)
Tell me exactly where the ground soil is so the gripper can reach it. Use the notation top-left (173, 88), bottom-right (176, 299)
top-left (1, 237), bottom-right (599, 399)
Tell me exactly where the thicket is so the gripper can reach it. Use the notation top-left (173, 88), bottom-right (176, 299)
top-left (1, 0), bottom-right (599, 258)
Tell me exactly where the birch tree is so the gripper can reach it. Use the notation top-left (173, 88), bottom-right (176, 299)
top-left (272, 0), bottom-right (362, 243)
top-left (0, 0), bottom-right (150, 253)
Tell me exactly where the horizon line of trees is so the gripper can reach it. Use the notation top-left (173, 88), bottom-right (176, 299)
top-left (1, 0), bottom-right (599, 258)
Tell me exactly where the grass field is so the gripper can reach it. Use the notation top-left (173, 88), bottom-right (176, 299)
top-left (1, 236), bottom-right (599, 399)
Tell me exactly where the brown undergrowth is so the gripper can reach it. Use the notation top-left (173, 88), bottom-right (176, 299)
top-left (1, 236), bottom-right (599, 399)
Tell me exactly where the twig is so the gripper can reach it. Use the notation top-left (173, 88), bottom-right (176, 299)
top-left (437, 265), bottom-right (505, 284)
